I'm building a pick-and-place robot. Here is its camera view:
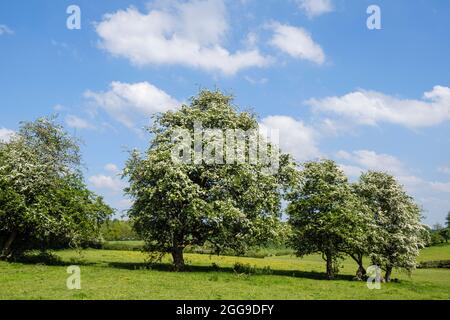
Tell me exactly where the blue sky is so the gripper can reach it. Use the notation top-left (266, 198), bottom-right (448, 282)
top-left (0, 0), bottom-right (449, 225)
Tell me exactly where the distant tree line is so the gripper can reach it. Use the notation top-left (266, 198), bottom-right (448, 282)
top-left (427, 215), bottom-right (450, 246)
top-left (101, 219), bottom-right (139, 241)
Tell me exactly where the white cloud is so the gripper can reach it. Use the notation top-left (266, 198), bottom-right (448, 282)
top-left (308, 86), bottom-right (450, 128)
top-left (53, 104), bottom-right (66, 111)
top-left (51, 39), bottom-right (80, 60)
top-left (95, 0), bottom-right (270, 75)
top-left (269, 22), bottom-right (325, 65)
top-left (243, 32), bottom-right (258, 48)
top-left (85, 81), bottom-right (180, 128)
top-left (318, 118), bottom-right (355, 136)
top-left (438, 166), bottom-right (450, 175)
top-left (339, 164), bottom-right (365, 178)
top-left (89, 174), bottom-right (125, 193)
top-left (336, 149), bottom-right (426, 195)
top-left (297, 0), bottom-right (334, 18)
top-left (336, 150), bottom-right (406, 177)
top-left (430, 182), bottom-right (450, 194)
top-left (0, 24), bottom-right (13, 35)
top-left (244, 76), bottom-right (268, 85)
top-left (0, 128), bottom-right (15, 142)
top-left (104, 163), bottom-right (119, 173)
top-left (116, 198), bottom-right (133, 211)
top-left (260, 115), bottom-right (320, 162)
top-left (65, 115), bottom-right (94, 130)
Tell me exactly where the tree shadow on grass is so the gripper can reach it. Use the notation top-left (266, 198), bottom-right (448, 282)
top-left (8, 251), bottom-right (355, 282)
top-left (108, 261), bottom-right (355, 282)
top-left (9, 252), bottom-right (97, 267)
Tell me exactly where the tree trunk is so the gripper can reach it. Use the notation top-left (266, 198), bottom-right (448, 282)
top-left (355, 255), bottom-right (366, 280)
top-left (1, 230), bottom-right (17, 259)
top-left (385, 266), bottom-right (393, 283)
top-left (171, 247), bottom-right (185, 271)
top-left (326, 253), bottom-right (334, 280)
top-left (356, 264), bottom-right (366, 280)
top-left (349, 254), bottom-right (366, 280)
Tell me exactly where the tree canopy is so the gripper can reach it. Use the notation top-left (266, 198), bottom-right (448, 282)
top-left (355, 171), bottom-right (425, 282)
top-left (0, 116), bottom-right (112, 259)
top-left (446, 211), bottom-right (450, 228)
top-left (286, 159), bottom-right (369, 280)
top-left (124, 90), bottom-right (295, 270)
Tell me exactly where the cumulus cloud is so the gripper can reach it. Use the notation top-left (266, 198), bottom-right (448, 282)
top-left (0, 24), bottom-right (13, 35)
top-left (338, 164), bottom-right (365, 178)
top-left (336, 150), bottom-right (407, 177)
top-left (65, 115), bottom-right (94, 130)
top-left (244, 76), bottom-right (268, 85)
top-left (0, 128), bottom-right (15, 142)
top-left (84, 81), bottom-right (180, 128)
top-left (53, 104), bottom-right (66, 111)
top-left (260, 115), bottom-right (320, 162)
top-left (430, 182), bottom-right (450, 194)
top-left (269, 22), bottom-right (325, 65)
top-left (89, 174), bottom-right (125, 193)
top-left (116, 198), bottom-right (133, 211)
top-left (104, 163), bottom-right (119, 173)
top-left (94, 0), bottom-right (270, 75)
top-left (337, 150), bottom-right (424, 196)
top-left (307, 86), bottom-right (450, 128)
top-left (337, 149), bottom-right (450, 203)
top-left (438, 166), bottom-right (450, 175)
top-left (297, 0), bottom-right (334, 18)
top-left (243, 32), bottom-right (258, 48)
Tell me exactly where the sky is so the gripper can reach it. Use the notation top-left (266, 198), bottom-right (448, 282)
top-left (0, 0), bottom-right (449, 225)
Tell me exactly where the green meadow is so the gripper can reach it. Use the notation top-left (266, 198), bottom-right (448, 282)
top-left (0, 243), bottom-right (449, 300)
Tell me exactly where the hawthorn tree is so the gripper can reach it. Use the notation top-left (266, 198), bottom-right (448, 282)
top-left (124, 90), bottom-right (295, 270)
top-left (444, 211), bottom-right (450, 243)
top-left (0, 116), bottom-right (112, 260)
top-left (419, 225), bottom-right (432, 247)
top-left (286, 160), bottom-right (368, 280)
top-left (354, 171), bottom-right (425, 282)
top-left (343, 184), bottom-right (375, 280)
top-left (447, 211), bottom-right (450, 228)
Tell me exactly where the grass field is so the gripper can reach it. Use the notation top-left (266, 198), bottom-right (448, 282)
top-left (0, 243), bottom-right (449, 300)
top-left (417, 243), bottom-right (450, 262)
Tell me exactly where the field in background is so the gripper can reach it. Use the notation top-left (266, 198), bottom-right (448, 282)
top-left (0, 243), bottom-right (449, 300)
top-left (101, 241), bottom-right (294, 258)
top-left (418, 243), bottom-right (450, 261)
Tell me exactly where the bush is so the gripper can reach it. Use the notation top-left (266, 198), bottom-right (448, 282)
top-left (232, 263), bottom-right (273, 275)
top-left (101, 241), bottom-right (144, 251)
top-left (101, 220), bottom-right (139, 241)
top-left (15, 251), bottom-right (63, 265)
top-left (430, 231), bottom-right (446, 246)
top-left (233, 263), bottom-right (256, 275)
top-left (418, 260), bottom-right (450, 269)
